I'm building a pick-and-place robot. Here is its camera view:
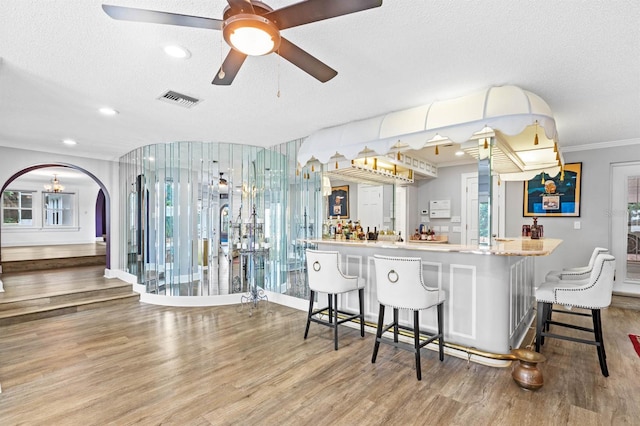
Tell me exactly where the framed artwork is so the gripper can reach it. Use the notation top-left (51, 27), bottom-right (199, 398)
top-left (328, 185), bottom-right (349, 218)
top-left (524, 162), bottom-right (582, 217)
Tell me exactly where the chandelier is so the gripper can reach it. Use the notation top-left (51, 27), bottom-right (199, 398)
top-left (44, 174), bottom-right (64, 193)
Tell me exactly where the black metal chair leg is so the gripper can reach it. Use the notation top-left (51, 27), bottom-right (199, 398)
top-left (359, 288), bottom-right (365, 337)
top-left (393, 308), bottom-right (399, 343)
top-left (414, 310), bottom-right (422, 381)
top-left (372, 304), bottom-right (385, 363)
top-left (437, 302), bottom-right (444, 361)
top-left (304, 290), bottom-right (315, 339)
top-left (592, 309), bottom-right (608, 377)
top-left (545, 302), bottom-right (552, 331)
top-left (535, 301), bottom-right (546, 352)
top-left (328, 294), bottom-right (333, 323)
top-left (333, 293), bottom-right (339, 351)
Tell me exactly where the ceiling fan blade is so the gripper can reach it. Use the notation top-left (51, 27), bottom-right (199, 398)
top-left (102, 4), bottom-right (222, 30)
top-left (212, 49), bottom-right (248, 85)
top-left (226, 0), bottom-right (255, 15)
top-left (265, 0), bottom-right (382, 30)
top-left (277, 38), bottom-right (337, 83)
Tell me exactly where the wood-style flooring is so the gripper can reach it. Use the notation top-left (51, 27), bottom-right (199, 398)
top-left (0, 270), bottom-right (639, 425)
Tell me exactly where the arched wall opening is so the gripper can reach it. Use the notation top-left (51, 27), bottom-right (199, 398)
top-left (0, 163), bottom-right (112, 269)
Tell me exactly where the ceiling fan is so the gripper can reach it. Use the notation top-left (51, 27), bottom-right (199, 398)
top-left (102, 0), bottom-right (383, 85)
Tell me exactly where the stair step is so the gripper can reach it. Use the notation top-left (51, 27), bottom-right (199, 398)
top-left (0, 283), bottom-right (134, 311)
top-left (2, 255), bottom-right (105, 273)
top-left (0, 292), bottom-right (140, 326)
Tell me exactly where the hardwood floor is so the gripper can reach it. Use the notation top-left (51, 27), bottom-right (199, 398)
top-left (1, 280), bottom-right (639, 425)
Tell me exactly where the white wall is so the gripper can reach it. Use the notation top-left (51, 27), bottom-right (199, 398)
top-left (505, 140), bottom-right (640, 284)
top-left (0, 146), bottom-right (120, 269)
top-left (416, 163), bottom-right (477, 244)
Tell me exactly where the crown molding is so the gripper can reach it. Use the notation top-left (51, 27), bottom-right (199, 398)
top-left (561, 138), bottom-right (640, 152)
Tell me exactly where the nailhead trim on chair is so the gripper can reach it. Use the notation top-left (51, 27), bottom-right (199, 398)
top-left (549, 258), bottom-right (615, 309)
top-left (374, 255), bottom-right (441, 311)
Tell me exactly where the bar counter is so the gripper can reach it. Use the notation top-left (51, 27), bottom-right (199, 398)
top-left (306, 237), bottom-right (562, 366)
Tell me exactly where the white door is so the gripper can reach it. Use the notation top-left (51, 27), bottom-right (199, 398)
top-left (611, 161), bottom-right (640, 295)
top-left (461, 172), bottom-right (505, 246)
top-left (462, 174), bottom-right (479, 246)
top-left (357, 184), bottom-right (383, 231)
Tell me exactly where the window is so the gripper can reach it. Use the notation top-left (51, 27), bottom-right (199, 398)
top-left (43, 192), bottom-right (76, 227)
top-left (2, 190), bottom-right (34, 225)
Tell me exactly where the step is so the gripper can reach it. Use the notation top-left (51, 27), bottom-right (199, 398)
top-left (0, 283), bottom-right (134, 311)
top-left (2, 255), bottom-right (106, 273)
top-left (0, 292), bottom-right (140, 326)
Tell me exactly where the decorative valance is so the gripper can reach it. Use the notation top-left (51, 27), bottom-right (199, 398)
top-left (298, 85), bottom-right (561, 179)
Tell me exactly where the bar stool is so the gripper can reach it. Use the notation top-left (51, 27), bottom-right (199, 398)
top-left (543, 247), bottom-right (608, 329)
top-left (371, 255), bottom-right (445, 380)
top-left (535, 253), bottom-right (616, 377)
top-left (545, 247), bottom-right (608, 282)
top-left (304, 249), bottom-right (365, 350)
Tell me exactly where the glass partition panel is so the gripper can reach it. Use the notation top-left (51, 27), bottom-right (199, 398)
top-left (119, 139), bottom-right (321, 300)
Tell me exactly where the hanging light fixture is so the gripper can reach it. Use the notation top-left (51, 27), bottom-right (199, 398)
top-left (534, 120), bottom-right (539, 145)
top-left (483, 138), bottom-right (489, 149)
top-left (44, 174), bottom-right (64, 193)
top-left (435, 145), bottom-right (439, 155)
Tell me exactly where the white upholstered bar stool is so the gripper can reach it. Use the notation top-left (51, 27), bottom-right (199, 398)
top-left (545, 247), bottom-right (608, 282)
top-left (371, 255), bottom-right (445, 380)
top-left (543, 247), bottom-right (608, 329)
top-left (304, 249), bottom-right (365, 351)
top-left (535, 253), bottom-right (616, 377)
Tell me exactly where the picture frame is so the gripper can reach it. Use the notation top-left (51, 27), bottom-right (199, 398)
top-left (328, 185), bottom-right (349, 218)
top-left (523, 162), bottom-right (582, 217)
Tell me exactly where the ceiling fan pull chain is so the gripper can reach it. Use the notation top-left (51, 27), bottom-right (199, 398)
top-left (276, 48), bottom-right (281, 98)
top-left (218, 39), bottom-right (225, 79)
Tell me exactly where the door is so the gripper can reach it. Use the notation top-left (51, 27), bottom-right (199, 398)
top-left (462, 173), bottom-right (479, 246)
top-left (461, 172), bottom-right (505, 246)
top-left (357, 184), bottom-right (383, 231)
top-left (611, 161), bottom-right (640, 295)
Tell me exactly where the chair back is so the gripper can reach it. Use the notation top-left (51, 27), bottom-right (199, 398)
top-left (373, 255), bottom-right (444, 310)
top-left (306, 249), bottom-right (361, 294)
top-left (555, 254), bottom-right (616, 308)
top-left (587, 247), bottom-right (609, 268)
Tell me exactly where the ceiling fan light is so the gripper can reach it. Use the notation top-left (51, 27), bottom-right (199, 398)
top-left (230, 27), bottom-right (274, 55)
top-left (223, 15), bottom-right (281, 56)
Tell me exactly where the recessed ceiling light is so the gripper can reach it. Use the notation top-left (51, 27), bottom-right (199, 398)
top-left (455, 150), bottom-right (465, 156)
top-left (63, 139), bottom-right (77, 146)
top-left (99, 107), bottom-right (119, 116)
top-left (164, 45), bottom-right (191, 59)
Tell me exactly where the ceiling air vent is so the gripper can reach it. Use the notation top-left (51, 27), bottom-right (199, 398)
top-left (158, 90), bottom-right (201, 108)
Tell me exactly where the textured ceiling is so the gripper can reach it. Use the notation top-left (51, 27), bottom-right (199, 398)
top-left (0, 0), bottom-right (638, 162)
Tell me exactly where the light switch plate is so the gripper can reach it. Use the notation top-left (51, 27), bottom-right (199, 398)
top-left (574, 221), bottom-right (581, 230)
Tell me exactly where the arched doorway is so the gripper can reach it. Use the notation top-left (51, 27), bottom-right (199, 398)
top-left (0, 163), bottom-right (112, 271)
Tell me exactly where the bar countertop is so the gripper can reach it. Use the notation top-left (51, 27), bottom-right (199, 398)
top-left (306, 237), bottom-right (562, 256)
